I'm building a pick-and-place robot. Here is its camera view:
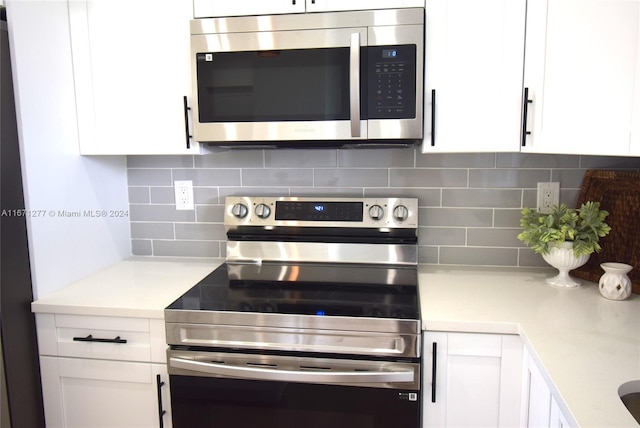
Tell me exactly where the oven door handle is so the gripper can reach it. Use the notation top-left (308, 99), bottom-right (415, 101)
top-left (169, 357), bottom-right (414, 384)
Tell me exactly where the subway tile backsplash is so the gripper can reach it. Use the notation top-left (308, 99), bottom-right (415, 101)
top-left (126, 149), bottom-right (640, 266)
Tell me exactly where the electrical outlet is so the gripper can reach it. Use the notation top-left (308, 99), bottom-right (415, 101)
top-left (174, 180), bottom-right (194, 210)
top-left (537, 182), bottom-right (560, 214)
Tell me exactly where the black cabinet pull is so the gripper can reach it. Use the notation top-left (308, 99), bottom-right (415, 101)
top-left (72, 334), bottom-right (127, 344)
top-left (156, 374), bottom-right (166, 428)
top-left (431, 342), bottom-right (437, 403)
top-left (430, 89), bottom-right (436, 146)
top-left (183, 95), bottom-right (192, 149)
top-left (521, 87), bottom-right (532, 146)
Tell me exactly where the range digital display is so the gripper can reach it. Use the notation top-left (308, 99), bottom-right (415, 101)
top-left (275, 201), bottom-right (363, 221)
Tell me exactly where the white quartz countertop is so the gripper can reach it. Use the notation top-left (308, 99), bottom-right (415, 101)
top-left (31, 257), bottom-right (223, 318)
top-left (419, 265), bottom-right (640, 428)
top-left (32, 259), bottom-right (639, 426)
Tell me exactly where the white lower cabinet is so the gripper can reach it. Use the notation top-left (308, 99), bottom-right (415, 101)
top-left (422, 332), bottom-right (523, 427)
top-left (549, 397), bottom-right (572, 428)
top-left (35, 314), bottom-right (171, 427)
top-left (40, 357), bottom-right (170, 428)
top-left (521, 350), bottom-right (574, 428)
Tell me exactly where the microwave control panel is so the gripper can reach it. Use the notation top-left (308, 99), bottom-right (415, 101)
top-left (367, 44), bottom-right (417, 120)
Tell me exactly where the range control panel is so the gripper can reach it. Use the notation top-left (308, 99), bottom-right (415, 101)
top-left (225, 196), bottom-right (418, 229)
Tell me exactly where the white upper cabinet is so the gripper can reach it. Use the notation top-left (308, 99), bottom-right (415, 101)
top-left (69, 0), bottom-right (199, 155)
top-left (306, 0), bottom-right (425, 13)
top-left (523, 0), bottom-right (640, 156)
top-left (193, 0), bottom-right (425, 18)
top-left (193, 0), bottom-right (305, 18)
top-left (422, 0), bottom-right (526, 153)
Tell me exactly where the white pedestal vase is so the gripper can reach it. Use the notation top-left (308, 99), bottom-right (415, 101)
top-left (599, 262), bottom-right (633, 300)
top-left (541, 242), bottom-right (590, 287)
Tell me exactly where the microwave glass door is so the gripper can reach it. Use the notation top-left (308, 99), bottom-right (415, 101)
top-left (196, 47), bottom-right (354, 123)
top-left (191, 27), bottom-right (368, 141)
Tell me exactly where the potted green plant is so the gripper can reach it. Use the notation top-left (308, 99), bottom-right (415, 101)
top-left (517, 201), bottom-right (611, 287)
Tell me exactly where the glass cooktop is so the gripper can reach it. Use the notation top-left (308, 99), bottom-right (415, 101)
top-left (167, 262), bottom-right (419, 320)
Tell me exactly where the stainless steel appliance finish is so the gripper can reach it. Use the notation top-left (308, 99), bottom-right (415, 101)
top-left (165, 262), bottom-right (421, 359)
top-left (169, 350), bottom-right (420, 389)
top-left (166, 196), bottom-right (421, 428)
top-left (223, 196), bottom-right (419, 265)
top-left (189, 9), bottom-right (424, 147)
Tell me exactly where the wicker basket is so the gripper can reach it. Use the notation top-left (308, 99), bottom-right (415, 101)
top-left (572, 170), bottom-right (640, 294)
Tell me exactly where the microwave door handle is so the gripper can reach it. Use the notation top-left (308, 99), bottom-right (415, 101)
top-left (350, 32), bottom-right (361, 137)
top-left (169, 357), bottom-right (414, 384)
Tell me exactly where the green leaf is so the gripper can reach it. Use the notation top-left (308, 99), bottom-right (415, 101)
top-left (517, 200), bottom-right (611, 257)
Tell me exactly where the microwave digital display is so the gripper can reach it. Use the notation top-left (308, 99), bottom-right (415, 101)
top-left (382, 49), bottom-right (398, 58)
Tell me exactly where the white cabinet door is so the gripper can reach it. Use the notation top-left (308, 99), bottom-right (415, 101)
top-left (422, 0), bottom-right (525, 153)
top-left (521, 351), bottom-right (575, 428)
top-left (522, 0), bottom-right (640, 156)
top-left (193, 0), bottom-right (424, 17)
top-left (193, 0), bottom-right (305, 18)
top-left (69, 0), bottom-right (199, 155)
top-left (523, 353), bottom-right (552, 427)
top-left (40, 356), bottom-right (171, 428)
top-left (306, 0), bottom-right (425, 13)
top-left (550, 397), bottom-right (572, 428)
top-left (423, 332), bottom-right (523, 427)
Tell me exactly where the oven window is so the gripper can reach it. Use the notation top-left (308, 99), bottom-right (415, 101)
top-left (170, 375), bottom-right (420, 428)
top-left (196, 48), bottom-right (355, 123)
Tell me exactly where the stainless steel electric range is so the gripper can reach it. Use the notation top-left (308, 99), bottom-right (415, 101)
top-left (165, 196), bottom-right (421, 428)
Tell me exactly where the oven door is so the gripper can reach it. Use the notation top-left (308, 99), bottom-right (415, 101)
top-left (168, 349), bottom-right (421, 428)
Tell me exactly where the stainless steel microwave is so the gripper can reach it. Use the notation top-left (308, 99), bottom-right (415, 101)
top-left (189, 8), bottom-right (424, 148)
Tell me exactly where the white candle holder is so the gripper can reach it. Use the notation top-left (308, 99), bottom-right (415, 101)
top-left (599, 262), bottom-right (633, 301)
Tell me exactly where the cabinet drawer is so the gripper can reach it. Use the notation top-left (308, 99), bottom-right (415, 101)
top-left (36, 314), bottom-right (164, 362)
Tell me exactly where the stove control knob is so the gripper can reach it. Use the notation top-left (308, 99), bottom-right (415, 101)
top-left (393, 205), bottom-right (410, 222)
top-left (254, 203), bottom-right (271, 219)
top-left (231, 203), bottom-right (248, 219)
top-left (368, 205), bottom-right (385, 221)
